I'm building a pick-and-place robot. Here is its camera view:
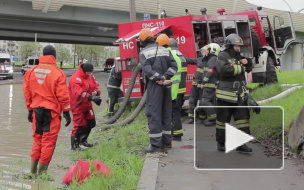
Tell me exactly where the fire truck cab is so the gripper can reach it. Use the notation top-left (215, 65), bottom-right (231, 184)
top-left (232, 8), bottom-right (301, 83)
top-left (114, 9), bottom-right (254, 101)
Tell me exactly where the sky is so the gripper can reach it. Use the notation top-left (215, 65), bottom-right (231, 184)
top-left (246, 0), bottom-right (304, 13)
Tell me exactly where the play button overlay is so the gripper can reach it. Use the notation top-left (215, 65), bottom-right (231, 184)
top-left (194, 106), bottom-right (284, 170)
top-left (225, 123), bottom-right (254, 153)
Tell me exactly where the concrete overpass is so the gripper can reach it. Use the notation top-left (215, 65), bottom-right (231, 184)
top-left (0, 0), bottom-right (156, 45)
top-left (0, 0), bottom-right (303, 45)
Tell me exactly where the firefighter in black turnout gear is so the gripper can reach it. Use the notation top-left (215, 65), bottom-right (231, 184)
top-left (169, 38), bottom-right (187, 141)
top-left (106, 66), bottom-right (123, 117)
top-left (186, 46), bottom-right (209, 124)
top-left (138, 29), bottom-right (177, 153)
top-left (201, 43), bottom-right (221, 126)
top-left (215, 33), bottom-right (253, 152)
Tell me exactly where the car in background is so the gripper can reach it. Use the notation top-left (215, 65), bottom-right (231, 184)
top-left (104, 58), bottom-right (114, 72)
top-left (0, 53), bottom-right (13, 80)
top-left (21, 56), bottom-right (39, 75)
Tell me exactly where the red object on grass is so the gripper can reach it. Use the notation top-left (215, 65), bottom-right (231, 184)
top-left (63, 159), bottom-right (113, 185)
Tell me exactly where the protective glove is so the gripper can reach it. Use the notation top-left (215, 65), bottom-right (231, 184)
top-left (27, 110), bottom-right (33, 123)
top-left (63, 111), bottom-right (71, 127)
top-left (89, 95), bottom-right (102, 106)
top-left (88, 95), bottom-right (100, 101)
top-left (247, 94), bottom-right (261, 114)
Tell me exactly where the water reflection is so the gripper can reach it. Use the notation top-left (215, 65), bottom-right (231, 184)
top-left (0, 72), bottom-right (109, 188)
top-left (0, 84), bottom-right (32, 162)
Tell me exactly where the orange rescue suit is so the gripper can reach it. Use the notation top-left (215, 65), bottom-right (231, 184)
top-left (23, 55), bottom-right (70, 164)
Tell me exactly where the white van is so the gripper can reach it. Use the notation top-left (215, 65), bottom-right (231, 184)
top-left (0, 53), bottom-right (13, 79)
top-left (21, 56), bottom-right (39, 75)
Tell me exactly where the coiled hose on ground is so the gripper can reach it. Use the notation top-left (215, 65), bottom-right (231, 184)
top-left (103, 64), bottom-right (143, 125)
top-left (99, 90), bottom-right (147, 131)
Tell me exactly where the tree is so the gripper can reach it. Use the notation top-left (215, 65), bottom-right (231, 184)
top-left (19, 42), bottom-right (42, 61)
top-left (75, 44), bottom-right (104, 66)
top-left (75, 44), bottom-right (90, 65)
top-left (56, 45), bottom-right (72, 64)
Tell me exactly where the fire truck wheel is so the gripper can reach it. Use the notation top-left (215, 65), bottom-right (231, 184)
top-left (265, 56), bottom-right (278, 84)
top-left (250, 29), bottom-right (262, 58)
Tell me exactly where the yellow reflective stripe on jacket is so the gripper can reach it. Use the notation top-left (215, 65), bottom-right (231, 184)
top-left (216, 94), bottom-right (238, 102)
top-left (107, 84), bottom-right (121, 89)
top-left (207, 114), bottom-right (216, 120)
top-left (198, 115), bottom-right (207, 120)
top-left (235, 119), bottom-right (250, 128)
top-left (216, 120), bottom-right (225, 129)
top-left (236, 123), bottom-right (250, 128)
top-left (217, 89), bottom-right (237, 96)
top-left (203, 77), bottom-right (209, 82)
top-left (233, 65), bottom-right (242, 76)
top-left (192, 81), bottom-right (198, 85)
top-left (204, 67), bottom-right (209, 71)
top-left (188, 113), bottom-right (194, 117)
top-left (173, 129), bottom-right (183, 135)
top-left (178, 88), bottom-right (186, 94)
top-left (216, 89), bottom-right (238, 102)
top-left (197, 68), bottom-right (204, 73)
top-left (181, 67), bottom-right (187, 72)
top-left (204, 83), bottom-right (216, 88)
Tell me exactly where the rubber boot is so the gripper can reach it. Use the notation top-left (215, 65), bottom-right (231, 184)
top-left (217, 142), bottom-right (225, 152)
top-left (188, 118), bottom-right (194, 124)
top-left (30, 161), bottom-right (38, 176)
top-left (71, 136), bottom-right (83, 151)
top-left (81, 141), bottom-right (94, 148)
top-left (236, 144), bottom-right (253, 153)
top-left (203, 119), bottom-right (216, 126)
top-left (172, 136), bottom-right (182, 141)
top-left (80, 133), bottom-right (93, 148)
top-left (37, 163), bottom-right (49, 175)
top-left (144, 145), bottom-right (164, 153)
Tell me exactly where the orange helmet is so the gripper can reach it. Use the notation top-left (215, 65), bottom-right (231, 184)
top-left (139, 28), bottom-right (154, 42)
top-left (156, 34), bottom-right (170, 46)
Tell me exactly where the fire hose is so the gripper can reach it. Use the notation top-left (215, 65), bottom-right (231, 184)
top-left (257, 85), bottom-right (304, 105)
top-left (99, 91), bottom-right (147, 131)
top-left (103, 64), bottom-right (143, 125)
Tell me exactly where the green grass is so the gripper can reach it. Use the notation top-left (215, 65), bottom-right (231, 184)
top-left (14, 62), bottom-right (23, 66)
top-left (56, 64), bottom-right (75, 68)
top-left (277, 69), bottom-right (304, 84)
top-left (67, 103), bottom-right (149, 190)
top-left (250, 88), bottom-right (304, 139)
top-left (248, 69), bottom-right (304, 140)
top-left (250, 84), bottom-right (285, 101)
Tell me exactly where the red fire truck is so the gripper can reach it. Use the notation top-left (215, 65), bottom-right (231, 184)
top-left (113, 8), bottom-right (301, 101)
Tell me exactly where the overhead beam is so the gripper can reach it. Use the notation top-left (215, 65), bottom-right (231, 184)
top-left (42, 0), bottom-right (52, 13)
top-left (0, 0), bottom-right (146, 25)
top-left (0, 30), bottom-right (117, 45)
top-left (0, 17), bottom-right (118, 38)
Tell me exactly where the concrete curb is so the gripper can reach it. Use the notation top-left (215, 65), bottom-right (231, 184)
top-left (138, 153), bottom-right (160, 190)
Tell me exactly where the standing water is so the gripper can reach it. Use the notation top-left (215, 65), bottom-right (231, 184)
top-left (0, 75), bottom-right (108, 189)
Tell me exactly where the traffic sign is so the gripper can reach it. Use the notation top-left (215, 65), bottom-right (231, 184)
top-left (144, 14), bottom-right (150, 21)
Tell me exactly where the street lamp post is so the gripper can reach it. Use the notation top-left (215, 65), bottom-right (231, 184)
top-left (282, 0), bottom-right (293, 12)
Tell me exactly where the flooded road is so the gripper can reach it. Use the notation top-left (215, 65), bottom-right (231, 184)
top-left (0, 71), bottom-right (110, 189)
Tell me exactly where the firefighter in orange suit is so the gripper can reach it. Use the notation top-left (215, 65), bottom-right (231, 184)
top-left (23, 45), bottom-right (71, 176)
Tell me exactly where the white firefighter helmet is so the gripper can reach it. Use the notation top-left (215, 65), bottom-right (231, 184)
top-left (208, 43), bottom-right (221, 56)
